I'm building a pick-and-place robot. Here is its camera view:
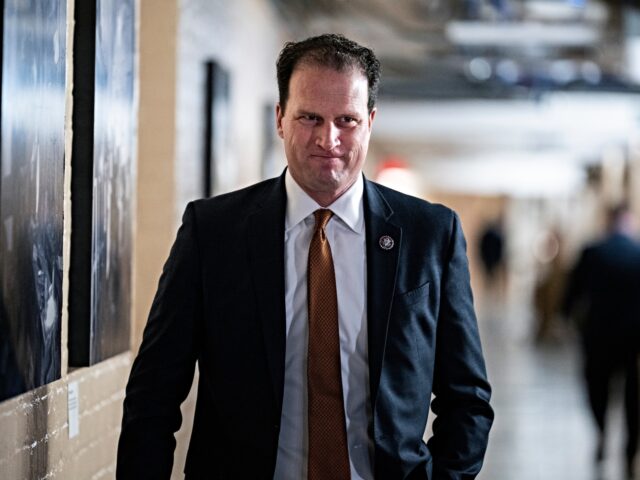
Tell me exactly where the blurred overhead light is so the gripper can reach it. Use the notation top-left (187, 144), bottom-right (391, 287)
top-left (416, 154), bottom-right (586, 197)
top-left (526, 0), bottom-right (607, 22)
top-left (466, 57), bottom-right (492, 82)
top-left (525, 0), bottom-right (585, 21)
top-left (495, 59), bottom-right (520, 84)
top-left (446, 21), bottom-right (601, 48)
top-left (550, 60), bottom-right (578, 85)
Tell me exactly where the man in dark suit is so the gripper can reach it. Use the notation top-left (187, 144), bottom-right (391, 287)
top-left (117, 34), bottom-right (493, 479)
top-left (564, 203), bottom-right (640, 478)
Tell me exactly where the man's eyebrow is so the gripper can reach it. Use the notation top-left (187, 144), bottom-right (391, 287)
top-left (339, 112), bottom-right (362, 118)
top-left (295, 109), bottom-right (321, 116)
top-left (294, 109), bottom-right (362, 119)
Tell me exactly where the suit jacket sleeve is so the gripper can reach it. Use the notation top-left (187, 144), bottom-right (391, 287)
top-left (427, 212), bottom-right (494, 479)
top-left (117, 202), bottom-right (202, 479)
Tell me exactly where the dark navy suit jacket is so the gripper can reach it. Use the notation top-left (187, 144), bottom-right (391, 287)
top-left (117, 173), bottom-right (493, 479)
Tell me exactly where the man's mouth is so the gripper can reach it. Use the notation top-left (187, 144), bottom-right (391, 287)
top-left (310, 153), bottom-right (342, 159)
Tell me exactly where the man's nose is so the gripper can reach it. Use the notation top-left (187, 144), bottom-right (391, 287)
top-left (315, 122), bottom-right (339, 151)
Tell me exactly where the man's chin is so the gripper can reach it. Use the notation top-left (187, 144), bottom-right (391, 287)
top-left (314, 175), bottom-right (358, 197)
top-left (311, 174), bottom-right (344, 193)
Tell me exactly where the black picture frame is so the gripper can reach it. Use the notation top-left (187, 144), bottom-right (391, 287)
top-left (69, 0), bottom-right (135, 366)
top-left (203, 60), bottom-right (230, 197)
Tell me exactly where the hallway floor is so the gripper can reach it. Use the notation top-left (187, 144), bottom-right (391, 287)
top-left (475, 301), bottom-right (634, 480)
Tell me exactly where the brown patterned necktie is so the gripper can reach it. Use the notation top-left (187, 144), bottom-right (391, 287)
top-left (307, 209), bottom-right (351, 480)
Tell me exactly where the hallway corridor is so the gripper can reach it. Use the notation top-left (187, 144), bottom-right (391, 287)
top-left (476, 300), bottom-right (633, 480)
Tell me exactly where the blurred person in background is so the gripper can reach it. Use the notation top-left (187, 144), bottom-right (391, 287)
top-left (563, 202), bottom-right (640, 479)
top-left (478, 220), bottom-right (504, 283)
top-left (533, 228), bottom-right (567, 343)
top-left (478, 216), bottom-right (507, 306)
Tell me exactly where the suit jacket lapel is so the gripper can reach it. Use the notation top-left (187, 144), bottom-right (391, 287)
top-left (364, 178), bottom-right (401, 407)
top-left (247, 174), bottom-right (287, 412)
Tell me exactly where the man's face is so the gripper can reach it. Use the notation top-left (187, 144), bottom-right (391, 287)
top-left (276, 64), bottom-right (376, 206)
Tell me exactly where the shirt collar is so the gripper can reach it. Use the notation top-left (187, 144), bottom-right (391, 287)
top-left (285, 169), bottom-right (364, 234)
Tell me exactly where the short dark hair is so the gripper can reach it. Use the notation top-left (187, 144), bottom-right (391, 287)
top-left (276, 33), bottom-right (381, 114)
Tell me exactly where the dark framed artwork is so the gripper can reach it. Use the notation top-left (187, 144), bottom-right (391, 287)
top-left (68, 0), bottom-right (135, 366)
top-left (203, 60), bottom-right (230, 197)
top-left (0, 0), bottom-right (66, 401)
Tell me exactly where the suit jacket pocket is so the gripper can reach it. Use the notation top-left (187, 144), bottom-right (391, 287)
top-left (397, 281), bottom-right (430, 307)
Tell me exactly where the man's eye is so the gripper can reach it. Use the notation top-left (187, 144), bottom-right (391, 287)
top-left (299, 114), bottom-right (320, 125)
top-left (338, 116), bottom-right (358, 126)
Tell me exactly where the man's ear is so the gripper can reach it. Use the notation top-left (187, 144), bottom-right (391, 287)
top-left (368, 107), bottom-right (377, 130)
top-left (276, 103), bottom-right (284, 139)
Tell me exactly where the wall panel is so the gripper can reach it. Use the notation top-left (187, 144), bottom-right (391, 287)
top-left (90, 0), bottom-right (135, 363)
top-left (69, 0), bottom-right (135, 365)
top-left (0, 0), bottom-right (66, 401)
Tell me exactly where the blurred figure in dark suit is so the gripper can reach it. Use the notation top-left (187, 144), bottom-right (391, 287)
top-left (479, 221), bottom-right (504, 281)
top-left (563, 203), bottom-right (640, 479)
top-left (478, 218), bottom-right (507, 308)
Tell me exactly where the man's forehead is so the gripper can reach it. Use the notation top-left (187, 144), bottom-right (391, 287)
top-left (288, 77), bottom-right (369, 112)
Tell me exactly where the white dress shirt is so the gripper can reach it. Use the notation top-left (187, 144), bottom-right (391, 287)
top-left (273, 170), bottom-right (373, 480)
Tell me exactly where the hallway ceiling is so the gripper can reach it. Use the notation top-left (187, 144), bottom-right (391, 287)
top-left (272, 0), bottom-right (640, 99)
top-left (269, 1), bottom-right (640, 197)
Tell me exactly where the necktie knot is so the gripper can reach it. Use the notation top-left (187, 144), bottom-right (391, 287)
top-left (314, 209), bottom-right (333, 232)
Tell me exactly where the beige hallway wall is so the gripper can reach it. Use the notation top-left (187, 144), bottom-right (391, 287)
top-left (174, 0), bottom-right (285, 222)
top-left (168, 1), bottom-right (285, 476)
